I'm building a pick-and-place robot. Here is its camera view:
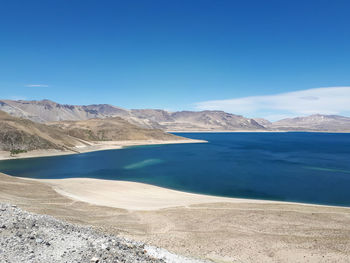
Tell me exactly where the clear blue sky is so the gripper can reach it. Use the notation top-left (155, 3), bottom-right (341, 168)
top-left (1, 0), bottom-right (350, 118)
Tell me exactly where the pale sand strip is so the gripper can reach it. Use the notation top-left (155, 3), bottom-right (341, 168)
top-left (34, 177), bottom-right (348, 211)
top-left (0, 139), bottom-right (206, 160)
top-left (36, 178), bottom-right (275, 211)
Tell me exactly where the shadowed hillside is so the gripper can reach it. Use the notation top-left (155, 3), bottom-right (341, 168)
top-left (0, 111), bottom-right (84, 152)
top-left (49, 117), bottom-right (183, 141)
top-left (0, 111), bottom-right (184, 153)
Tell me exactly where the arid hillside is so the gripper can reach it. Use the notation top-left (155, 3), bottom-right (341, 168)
top-left (49, 117), bottom-right (183, 141)
top-left (271, 114), bottom-right (350, 132)
top-left (0, 110), bottom-right (184, 153)
top-left (2, 99), bottom-right (350, 132)
top-left (0, 100), bottom-right (266, 131)
top-left (0, 111), bottom-right (85, 152)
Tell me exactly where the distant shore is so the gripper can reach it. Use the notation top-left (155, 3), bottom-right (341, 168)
top-left (168, 129), bottom-right (277, 133)
top-left (169, 129), bottom-right (350, 133)
top-left (0, 138), bottom-right (206, 161)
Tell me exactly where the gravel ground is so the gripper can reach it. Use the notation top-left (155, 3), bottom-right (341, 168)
top-left (0, 203), bottom-right (206, 263)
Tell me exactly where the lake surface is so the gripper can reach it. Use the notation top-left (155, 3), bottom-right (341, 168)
top-left (1, 132), bottom-right (350, 207)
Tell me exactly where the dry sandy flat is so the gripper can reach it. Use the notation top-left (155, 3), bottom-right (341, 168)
top-left (37, 178), bottom-right (278, 211)
top-left (0, 173), bottom-right (350, 263)
top-left (0, 139), bottom-right (205, 160)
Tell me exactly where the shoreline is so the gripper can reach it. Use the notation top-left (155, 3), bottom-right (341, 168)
top-left (33, 177), bottom-right (350, 211)
top-left (0, 137), bottom-right (349, 210)
top-left (1, 172), bottom-right (350, 263)
top-left (0, 138), bottom-right (206, 161)
top-left (169, 130), bottom-right (350, 133)
top-left (1, 136), bottom-right (350, 261)
top-left (1, 170), bottom-right (347, 210)
top-left (1, 131), bottom-right (349, 160)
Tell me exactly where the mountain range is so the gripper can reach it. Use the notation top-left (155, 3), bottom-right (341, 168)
top-left (0, 99), bottom-right (267, 131)
top-left (267, 114), bottom-right (350, 132)
top-left (1, 99), bottom-right (350, 132)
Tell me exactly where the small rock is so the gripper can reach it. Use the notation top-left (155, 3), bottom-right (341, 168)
top-left (35, 238), bottom-right (43, 244)
top-left (101, 244), bottom-right (108, 250)
top-left (90, 256), bottom-right (100, 263)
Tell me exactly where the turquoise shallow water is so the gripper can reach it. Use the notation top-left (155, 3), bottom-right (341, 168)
top-left (1, 132), bottom-right (350, 207)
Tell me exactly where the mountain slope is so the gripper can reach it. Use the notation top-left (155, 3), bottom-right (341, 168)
top-left (0, 100), bottom-right (266, 131)
top-left (0, 111), bottom-right (86, 152)
top-left (0, 110), bottom-right (185, 153)
top-left (49, 117), bottom-right (183, 141)
top-left (2, 99), bottom-right (350, 132)
top-left (161, 111), bottom-right (265, 131)
top-left (253, 118), bottom-right (273, 128)
top-left (0, 99), bottom-right (130, 122)
top-left (271, 114), bottom-right (350, 132)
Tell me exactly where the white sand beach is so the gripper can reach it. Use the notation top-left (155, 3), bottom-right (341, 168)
top-left (36, 177), bottom-right (279, 211)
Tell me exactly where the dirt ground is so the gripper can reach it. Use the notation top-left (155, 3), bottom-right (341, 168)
top-left (1, 173), bottom-right (349, 263)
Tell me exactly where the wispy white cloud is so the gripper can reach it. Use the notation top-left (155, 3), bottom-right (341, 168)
top-left (9, 96), bottom-right (27, 101)
top-left (25, 84), bottom-right (49, 87)
top-left (194, 87), bottom-right (350, 121)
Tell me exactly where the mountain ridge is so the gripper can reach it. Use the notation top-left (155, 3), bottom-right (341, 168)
top-left (0, 110), bottom-right (184, 154)
top-left (1, 99), bottom-right (350, 132)
top-left (271, 114), bottom-right (350, 132)
top-left (0, 99), bottom-right (266, 131)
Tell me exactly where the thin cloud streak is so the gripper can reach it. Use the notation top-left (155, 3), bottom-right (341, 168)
top-left (194, 87), bottom-right (350, 121)
top-left (25, 84), bottom-right (49, 87)
top-left (9, 96), bottom-right (27, 101)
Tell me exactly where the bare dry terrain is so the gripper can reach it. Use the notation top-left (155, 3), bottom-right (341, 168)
top-left (0, 100), bottom-right (267, 131)
top-left (0, 110), bottom-right (86, 152)
top-left (48, 116), bottom-right (183, 141)
top-left (2, 99), bottom-right (350, 132)
top-left (0, 109), bottom-right (202, 160)
top-left (1, 173), bottom-right (349, 263)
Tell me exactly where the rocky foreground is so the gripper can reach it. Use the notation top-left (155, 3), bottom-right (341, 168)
top-left (0, 203), bottom-right (205, 263)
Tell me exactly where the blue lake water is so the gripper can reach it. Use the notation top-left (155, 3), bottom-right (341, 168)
top-left (1, 132), bottom-right (350, 207)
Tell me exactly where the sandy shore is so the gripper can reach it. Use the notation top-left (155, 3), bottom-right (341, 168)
top-left (36, 178), bottom-right (280, 211)
top-left (168, 130), bottom-right (350, 133)
top-left (35, 177), bottom-right (348, 211)
top-left (167, 129), bottom-right (281, 133)
top-left (0, 172), bottom-right (350, 262)
top-left (0, 138), bottom-right (206, 160)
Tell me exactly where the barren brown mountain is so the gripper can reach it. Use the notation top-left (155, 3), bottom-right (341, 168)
top-left (2, 99), bottom-right (350, 132)
top-left (0, 99), bottom-right (266, 131)
top-left (49, 117), bottom-right (182, 141)
top-left (271, 114), bottom-right (350, 132)
top-left (0, 111), bottom-right (84, 152)
top-left (0, 110), bottom-right (183, 154)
